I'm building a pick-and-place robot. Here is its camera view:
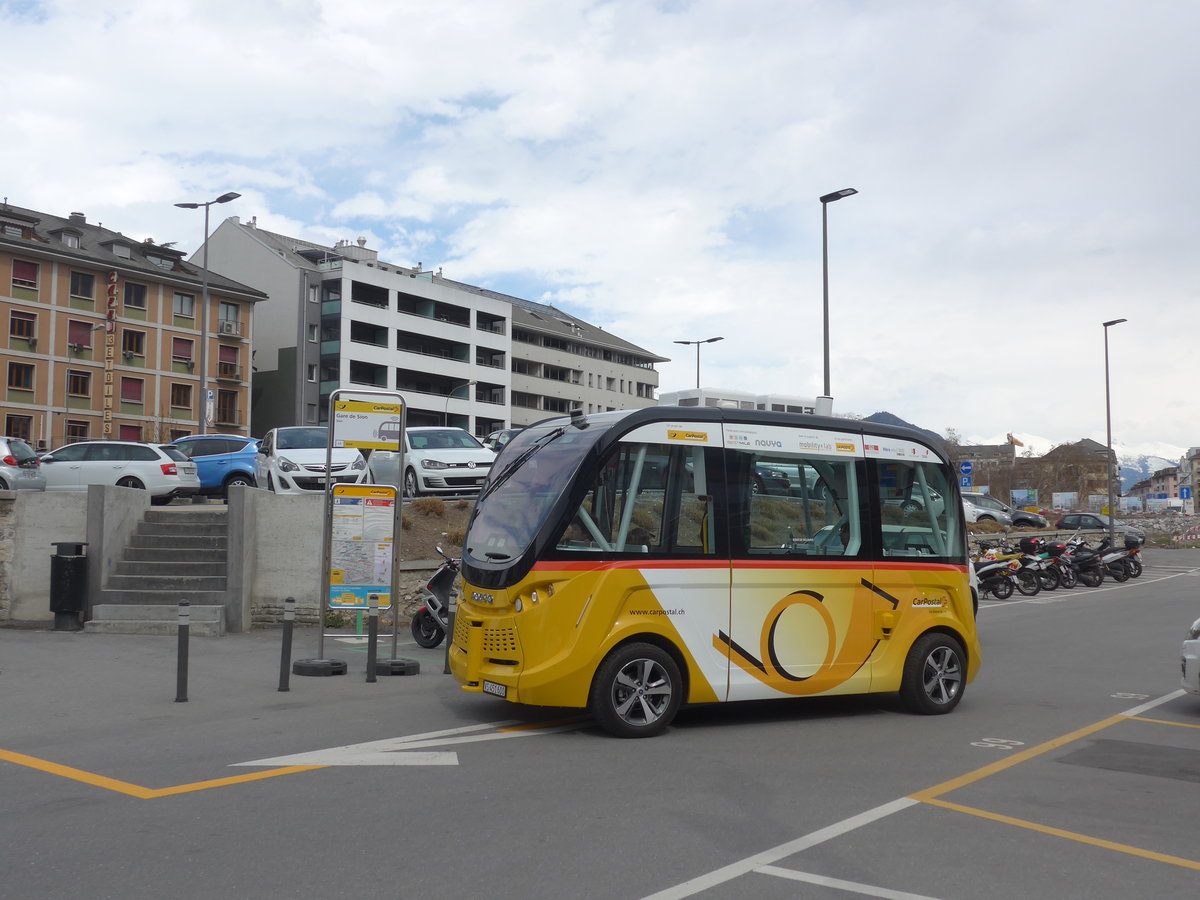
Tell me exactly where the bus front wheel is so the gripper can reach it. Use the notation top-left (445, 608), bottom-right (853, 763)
top-left (589, 643), bottom-right (682, 738)
top-left (900, 633), bottom-right (966, 715)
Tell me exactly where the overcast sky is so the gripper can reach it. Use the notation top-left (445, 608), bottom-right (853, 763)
top-left (5, 0), bottom-right (1197, 454)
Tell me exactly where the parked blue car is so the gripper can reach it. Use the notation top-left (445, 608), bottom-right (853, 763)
top-left (171, 434), bottom-right (260, 500)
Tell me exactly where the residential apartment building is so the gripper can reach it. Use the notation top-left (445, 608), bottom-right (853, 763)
top-left (1, 204), bottom-right (263, 448)
top-left (200, 217), bottom-right (663, 435)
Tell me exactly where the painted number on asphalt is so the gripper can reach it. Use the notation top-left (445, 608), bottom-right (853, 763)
top-left (971, 738), bottom-right (1026, 751)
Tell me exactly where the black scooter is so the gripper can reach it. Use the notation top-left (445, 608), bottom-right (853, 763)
top-left (410, 546), bottom-right (460, 649)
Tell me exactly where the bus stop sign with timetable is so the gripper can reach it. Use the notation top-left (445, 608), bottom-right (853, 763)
top-left (332, 399), bottom-right (404, 450)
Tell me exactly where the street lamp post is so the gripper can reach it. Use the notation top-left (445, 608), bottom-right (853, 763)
top-left (819, 188), bottom-right (858, 400)
top-left (1103, 318), bottom-right (1127, 545)
top-left (673, 337), bottom-right (723, 390)
top-left (174, 191), bottom-right (241, 434)
top-left (444, 379), bottom-right (477, 426)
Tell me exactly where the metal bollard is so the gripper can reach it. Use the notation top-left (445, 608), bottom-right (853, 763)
top-left (278, 597), bottom-right (296, 692)
top-left (366, 594), bottom-right (379, 683)
top-left (175, 600), bottom-right (190, 703)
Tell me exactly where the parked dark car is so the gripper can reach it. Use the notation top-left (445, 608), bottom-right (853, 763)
top-left (1055, 512), bottom-right (1145, 544)
top-left (172, 434), bottom-right (260, 499)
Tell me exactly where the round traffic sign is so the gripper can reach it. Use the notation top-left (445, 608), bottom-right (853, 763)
top-left (959, 461), bottom-right (973, 476)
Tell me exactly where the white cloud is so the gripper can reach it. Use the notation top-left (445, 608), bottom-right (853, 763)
top-left (5, 0), bottom-right (1199, 445)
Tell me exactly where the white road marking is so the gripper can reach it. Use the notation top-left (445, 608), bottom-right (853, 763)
top-left (232, 719), bottom-right (585, 767)
top-left (755, 865), bottom-right (946, 899)
top-left (1121, 689), bottom-right (1185, 717)
top-left (641, 797), bottom-right (918, 899)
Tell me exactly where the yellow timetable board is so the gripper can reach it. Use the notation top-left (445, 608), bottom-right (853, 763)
top-left (327, 484), bottom-right (397, 609)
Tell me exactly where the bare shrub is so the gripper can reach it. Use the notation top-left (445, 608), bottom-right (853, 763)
top-left (412, 497), bottom-right (446, 517)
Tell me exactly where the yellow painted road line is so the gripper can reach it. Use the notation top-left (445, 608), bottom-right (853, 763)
top-left (0, 748), bottom-right (323, 799)
top-left (498, 715), bottom-right (590, 732)
top-left (922, 796), bottom-right (1200, 873)
top-left (909, 715), bottom-right (1124, 802)
top-left (1127, 716), bottom-right (1200, 731)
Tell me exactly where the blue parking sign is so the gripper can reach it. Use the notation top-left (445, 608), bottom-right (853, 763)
top-left (960, 476), bottom-right (972, 488)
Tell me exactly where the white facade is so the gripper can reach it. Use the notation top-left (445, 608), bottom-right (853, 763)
top-left (200, 217), bottom-right (663, 436)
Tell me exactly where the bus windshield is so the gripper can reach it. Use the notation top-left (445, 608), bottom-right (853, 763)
top-left (464, 418), bottom-right (611, 564)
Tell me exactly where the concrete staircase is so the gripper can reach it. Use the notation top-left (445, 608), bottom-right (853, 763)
top-left (86, 507), bottom-right (229, 636)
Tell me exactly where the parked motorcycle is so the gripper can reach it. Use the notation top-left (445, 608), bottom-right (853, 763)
top-left (1063, 534), bottom-right (1107, 588)
top-left (410, 546), bottom-right (461, 649)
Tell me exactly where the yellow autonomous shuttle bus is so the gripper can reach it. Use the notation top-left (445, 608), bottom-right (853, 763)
top-left (449, 407), bottom-right (980, 737)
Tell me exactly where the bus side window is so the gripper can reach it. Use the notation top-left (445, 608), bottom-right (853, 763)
top-left (737, 451), bottom-right (857, 557)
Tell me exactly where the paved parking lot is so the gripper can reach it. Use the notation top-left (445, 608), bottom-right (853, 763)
top-left (3, 551), bottom-right (1199, 899)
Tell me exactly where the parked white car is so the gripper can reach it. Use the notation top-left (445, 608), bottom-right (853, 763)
top-left (1183, 616), bottom-right (1200, 696)
top-left (369, 426), bottom-right (495, 497)
top-left (39, 441), bottom-right (199, 504)
top-left (255, 426), bottom-right (368, 494)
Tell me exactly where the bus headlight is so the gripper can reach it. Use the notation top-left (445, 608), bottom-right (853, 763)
top-left (514, 597), bottom-right (523, 612)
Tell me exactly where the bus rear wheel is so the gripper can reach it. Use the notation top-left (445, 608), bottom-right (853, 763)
top-left (589, 643), bottom-right (682, 738)
top-left (900, 633), bottom-right (966, 715)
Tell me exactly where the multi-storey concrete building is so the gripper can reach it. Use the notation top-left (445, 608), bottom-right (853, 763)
top-left (1, 204), bottom-right (263, 448)
top-left (201, 217), bottom-right (663, 435)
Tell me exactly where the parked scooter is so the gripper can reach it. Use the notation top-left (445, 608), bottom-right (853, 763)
top-left (973, 542), bottom-right (1022, 600)
top-left (1063, 534), bottom-right (1107, 588)
top-left (410, 545), bottom-right (461, 649)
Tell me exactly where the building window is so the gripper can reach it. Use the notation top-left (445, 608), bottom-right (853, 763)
top-left (120, 377), bottom-right (144, 403)
top-left (119, 424), bottom-right (143, 440)
top-left (62, 233), bottom-right (80, 248)
top-left (169, 428), bottom-right (190, 442)
top-left (122, 330), bottom-right (146, 357)
top-left (216, 390), bottom-right (237, 424)
top-left (218, 345), bottom-right (239, 378)
top-left (70, 271), bottom-right (95, 300)
top-left (112, 244), bottom-right (132, 260)
top-left (307, 323), bottom-right (319, 342)
top-left (67, 370), bottom-right (91, 397)
top-left (173, 291), bottom-right (195, 318)
top-left (307, 364), bottom-right (317, 382)
top-left (305, 403), bottom-right (318, 424)
top-left (12, 259), bottom-right (38, 292)
top-left (9, 310), bottom-right (36, 340)
top-left (308, 284), bottom-right (320, 303)
top-left (68, 319), bottom-right (96, 349)
top-left (8, 362), bottom-right (34, 390)
top-left (65, 420), bottom-right (89, 442)
top-left (5, 415), bottom-right (32, 440)
top-left (170, 383), bottom-right (192, 409)
top-left (172, 337), bottom-right (194, 364)
top-left (219, 301), bottom-right (238, 323)
top-left (124, 283), bottom-right (147, 310)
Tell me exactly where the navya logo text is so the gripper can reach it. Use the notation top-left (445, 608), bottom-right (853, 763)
top-left (755, 439), bottom-right (783, 448)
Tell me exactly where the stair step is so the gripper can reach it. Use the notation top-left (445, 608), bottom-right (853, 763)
top-left (137, 522), bottom-right (227, 537)
top-left (85, 619), bottom-right (224, 637)
top-left (104, 574), bottom-right (227, 591)
top-left (112, 561), bottom-right (228, 576)
top-left (91, 604), bottom-right (225, 622)
top-left (124, 547), bottom-right (228, 563)
top-left (96, 588), bottom-right (228, 605)
top-left (129, 534), bottom-right (228, 550)
top-left (144, 509), bottom-right (228, 524)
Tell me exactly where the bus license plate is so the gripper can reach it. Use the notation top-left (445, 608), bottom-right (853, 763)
top-left (483, 680), bottom-right (507, 698)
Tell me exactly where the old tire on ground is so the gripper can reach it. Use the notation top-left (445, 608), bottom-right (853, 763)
top-left (900, 632), bottom-right (966, 715)
top-left (589, 642), bottom-right (683, 738)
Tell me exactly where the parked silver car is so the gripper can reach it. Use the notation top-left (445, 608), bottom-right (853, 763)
top-left (0, 437), bottom-right (46, 491)
top-left (962, 491), bottom-right (1046, 528)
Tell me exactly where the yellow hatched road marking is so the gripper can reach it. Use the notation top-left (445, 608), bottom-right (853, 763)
top-left (922, 797), bottom-right (1200, 872)
top-left (0, 748), bottom-right (323, 799)
top-left (910, 710), bottom-right (1200, 872)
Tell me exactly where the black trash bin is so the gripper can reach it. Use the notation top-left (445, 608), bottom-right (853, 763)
top-left (49, 541), bottom-right (88, 631)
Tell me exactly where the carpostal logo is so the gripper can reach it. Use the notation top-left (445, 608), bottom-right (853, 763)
top-left (667, 429), bottom-right (709, 443)
top-left (835, 442), bottom-right (857, 453)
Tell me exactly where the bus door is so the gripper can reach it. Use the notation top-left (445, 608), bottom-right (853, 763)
top-left (554, 423), bottom-right (731, 705)
top-left (721, 424), bottom-right (876, 702)
top-left (866, 442), bottom-right (970, 635)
